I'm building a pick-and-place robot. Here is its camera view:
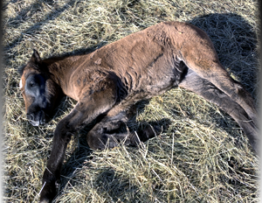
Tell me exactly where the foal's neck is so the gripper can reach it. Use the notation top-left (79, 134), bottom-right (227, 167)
top-left (43, 55), bottom-right (87, 97)
top-left (44, 55), bottom-right (85, 84)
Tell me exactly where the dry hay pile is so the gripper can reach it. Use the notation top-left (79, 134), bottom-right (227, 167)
top-left (3, 0), bottom-right (259, 202)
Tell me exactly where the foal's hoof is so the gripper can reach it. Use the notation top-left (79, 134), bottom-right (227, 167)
top-left (39, 182), bottom-right (56, 203)
top-left (39, 199), bottom-right (50, 203)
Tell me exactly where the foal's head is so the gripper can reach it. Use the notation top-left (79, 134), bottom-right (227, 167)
top-left (19, 50), bottom-right (62, 126)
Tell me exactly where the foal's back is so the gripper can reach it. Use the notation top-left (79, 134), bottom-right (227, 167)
top-left (64, 21), bottom-right (207, 101)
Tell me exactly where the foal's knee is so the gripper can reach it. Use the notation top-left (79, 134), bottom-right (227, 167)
top-left (87, 130), bottom-right (105, 150)
top-left (53, 119), bottom-right (75, 144)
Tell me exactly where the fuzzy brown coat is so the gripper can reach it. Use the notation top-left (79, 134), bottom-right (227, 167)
top-left (19, 22), bottom-right (258, 203)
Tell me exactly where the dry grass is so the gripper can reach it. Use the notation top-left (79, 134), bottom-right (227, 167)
top-left (3, 0), bottom-right (259, 202)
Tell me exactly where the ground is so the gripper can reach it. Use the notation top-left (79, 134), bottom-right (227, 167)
top-left (3, 0), bottom-right (259, 202)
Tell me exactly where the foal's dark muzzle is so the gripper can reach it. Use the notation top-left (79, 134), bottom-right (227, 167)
top-left (27, 110), bottom-right (46, 126)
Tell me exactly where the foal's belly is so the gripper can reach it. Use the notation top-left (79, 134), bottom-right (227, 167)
top-left (119, 67), bottom-right (184, 108)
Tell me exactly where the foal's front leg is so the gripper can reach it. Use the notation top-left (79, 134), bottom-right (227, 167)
top-left (39, 109), bottom-right (82, 203)
top-left (40, 80), bottom-right (118, 202)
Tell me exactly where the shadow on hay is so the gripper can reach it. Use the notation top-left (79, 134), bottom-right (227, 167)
top-left (4, 0), bottom-right (76, 54)
top-left (94, 169), bottom-right (140, 202)
top-left (4, 0), bottom-right (57, 30)
top-left (189, 13), bottom-right (258, 94)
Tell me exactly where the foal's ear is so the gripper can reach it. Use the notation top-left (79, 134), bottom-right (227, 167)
top-left (30, 49), bottom-right (42, 64)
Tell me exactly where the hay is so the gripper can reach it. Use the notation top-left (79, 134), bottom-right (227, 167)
top-left (3, 0), bottom-right (259, 202)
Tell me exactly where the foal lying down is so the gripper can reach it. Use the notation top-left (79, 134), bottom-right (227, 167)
top-left (18, 21), bottom-right (258, 202)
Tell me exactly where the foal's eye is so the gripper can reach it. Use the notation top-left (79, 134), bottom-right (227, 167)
top-left (30, 82), bottom-right (35, 87)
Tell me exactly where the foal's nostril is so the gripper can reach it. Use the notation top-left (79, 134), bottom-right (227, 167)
top-left (26, 109), bottom-right (47, 126)
top-left (39, 110), bottom-right (46, 125)
top-left (40, 117), bottom-right (46, 125)
top-left (27, 113), bottom-right (34, 121)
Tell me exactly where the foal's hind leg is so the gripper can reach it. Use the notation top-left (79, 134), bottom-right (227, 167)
top-left (87, 107), bottom-right (159, 150)
top-left (87, 111), bottom-right (134, 150)
top-left (179, 69), bottom-right (259, 153)
top-left (190, 62), bottom-right (257, 125)
top-left (179, 27), bottom-right (257, 125)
